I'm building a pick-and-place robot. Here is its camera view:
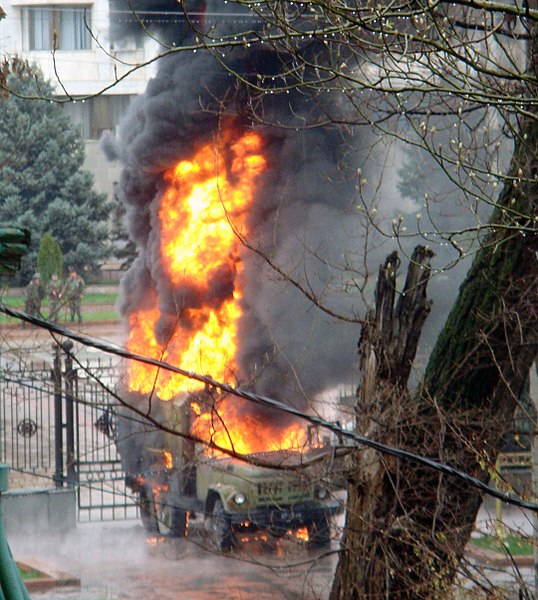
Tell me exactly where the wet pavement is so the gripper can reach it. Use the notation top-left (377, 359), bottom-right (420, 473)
top-left (11, 506), bottom-right (538, 600)
top-left (11, 519), bottom-right (338, 600)
top-left (2, 321), bottom-right (338, 599)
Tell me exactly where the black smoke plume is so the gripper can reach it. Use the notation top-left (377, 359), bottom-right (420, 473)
top-left (102, 6), bottom-right (364, 410)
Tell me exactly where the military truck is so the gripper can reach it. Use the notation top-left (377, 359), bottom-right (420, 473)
top-left (116, 388), bottom-right (341, 550)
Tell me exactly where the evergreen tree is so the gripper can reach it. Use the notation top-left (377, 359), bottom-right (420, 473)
top-left (36, 232), bottom-right (63, 284)
top-left (0, 67), bottom-right (111, 282)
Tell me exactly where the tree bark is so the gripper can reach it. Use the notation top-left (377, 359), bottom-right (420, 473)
top-left (331, 246), bottom-right (434, 599)
top-left (331, 117), bottom-right (538, 598)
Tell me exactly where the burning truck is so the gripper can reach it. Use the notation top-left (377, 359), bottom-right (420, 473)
top-left (104, 4), bottom-right (362, 551)
top-left (116, 385), bottom-right (341, 550)
top-left (110, 127), bottom-right (343, 550)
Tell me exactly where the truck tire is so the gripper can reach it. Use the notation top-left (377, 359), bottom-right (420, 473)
top-left (139, 486), bottom-right (159, 533)
top-left (307, 517), bottom-right (331, 548)
top-left (209, 499), bottom-right (234, 551)
top-left (157, 496), bottom-right (187, 537)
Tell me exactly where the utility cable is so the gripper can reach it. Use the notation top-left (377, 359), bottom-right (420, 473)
top-left (2, 304), bottom-right (538, 513)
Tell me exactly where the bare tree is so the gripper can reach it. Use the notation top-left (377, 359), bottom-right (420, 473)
top-left (332, 128), bottom-right (538, 597)
top-left (180, 3), bottom-right (538, 596)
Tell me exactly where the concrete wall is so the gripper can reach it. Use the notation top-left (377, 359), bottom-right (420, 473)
top-left (84, 139), bottom-right (122, 207)
top-left (0, 487), bottom-right (77, 535)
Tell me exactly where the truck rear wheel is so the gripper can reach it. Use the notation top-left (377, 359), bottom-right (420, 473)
top-left (157, 496), bottom-right (187, 537)
top-left (139, 486), bottom-right (159, 533)
top-left (209, 499), bottom-right (234, 551)
top-left (307, 517), bottom-right (331, 548)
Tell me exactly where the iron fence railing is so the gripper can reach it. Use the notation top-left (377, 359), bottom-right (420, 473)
top-left (0, 347), bottom-right (138, 522)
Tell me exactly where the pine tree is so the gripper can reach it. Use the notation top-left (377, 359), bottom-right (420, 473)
top-left (36, 233), bottom-right (63, 284)
top-left (0, 67), bottom-right (111, 282)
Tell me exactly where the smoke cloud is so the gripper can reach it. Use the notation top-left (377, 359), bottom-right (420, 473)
top-left (104, 19), bottom-right (366, 408)
top-left (104, 2), bottom-right (493, 410)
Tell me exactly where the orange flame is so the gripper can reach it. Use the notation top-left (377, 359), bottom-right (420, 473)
top-left (126, 129), bottom-right (266, 400)
top-left (125, 127), bottom-right (317, 455)
top-left (163, 450), bottom-right (173, 470)
top-left (191, 396), bottom-right (311, 455)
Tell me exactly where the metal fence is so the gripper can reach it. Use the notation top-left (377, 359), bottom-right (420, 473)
top-left (1, 362), bottom-right (55, 479)
top-left (0, 344), bottom-right (138, 522)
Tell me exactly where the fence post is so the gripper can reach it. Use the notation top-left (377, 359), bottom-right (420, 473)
top-left (63, 341), bottom-right (77, 486)
top-left (52, 343), bottom-right (63, 488)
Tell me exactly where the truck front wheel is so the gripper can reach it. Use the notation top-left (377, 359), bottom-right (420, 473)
top-left (209, 499), bottom-right (234, 551)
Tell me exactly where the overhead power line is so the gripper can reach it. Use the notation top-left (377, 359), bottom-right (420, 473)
top-left (1, 303), bottom-right (537, 513)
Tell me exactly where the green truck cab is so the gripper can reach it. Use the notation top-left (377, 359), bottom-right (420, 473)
top-left (119, 389), bottom-right (341, 550)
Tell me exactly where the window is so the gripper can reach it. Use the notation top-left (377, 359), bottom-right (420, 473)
top-left (62, 95), bottom-right (134, 140)
top-left (24, 6), bottom-right (91, 51)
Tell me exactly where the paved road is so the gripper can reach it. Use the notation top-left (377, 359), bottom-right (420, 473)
top-left (11, 508), bottom-right (537, 600)
top-left (11, 519), bottom-right (338, 600)
top-left (1, 319), bottom-right (127, 367)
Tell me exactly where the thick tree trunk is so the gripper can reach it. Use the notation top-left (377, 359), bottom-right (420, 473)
top-left (331, 118), bottom-right (538, 598)
top-left (332, 246), bottom-right (434, 599)
top-left (385, 121), bottom-right (538, 597)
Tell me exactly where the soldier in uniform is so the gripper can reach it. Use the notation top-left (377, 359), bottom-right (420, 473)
top-left (45, 273), bottom-right (63, 323)
top-left (23, 273), bottom-right (43, 322)
top-left (63, 267), bottom-right (85, 323)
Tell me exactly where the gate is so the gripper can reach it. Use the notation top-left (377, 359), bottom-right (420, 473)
top-left (1, 360), bottom-right (56, 486)
top-left (0, 341), bottom-right (138, 522)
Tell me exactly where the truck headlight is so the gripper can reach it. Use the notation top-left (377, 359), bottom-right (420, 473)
top-left (315, 486), bottom-right (328, 500)
top-left (232, 492), bottom-right (246, 505)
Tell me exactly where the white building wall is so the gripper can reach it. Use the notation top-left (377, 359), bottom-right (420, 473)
top-left (2, 0), bottom-right (153, 94)
top-left (84, 139), bottom-right (121, 199)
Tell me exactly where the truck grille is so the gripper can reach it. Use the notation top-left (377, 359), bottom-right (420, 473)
top-left (257, 481), bottom-right (283, 502)
top-left (287, 479), bottom-right (311, 501)
top-left (256, 479), bottom-right (311, 504)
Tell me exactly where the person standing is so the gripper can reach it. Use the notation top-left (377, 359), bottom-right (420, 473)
top-left (23, 273), bottom-right (43, 323)
top-left (63, 267), bottom-right (85, 323)
top-left (45, 273), bottom-right (63, 323)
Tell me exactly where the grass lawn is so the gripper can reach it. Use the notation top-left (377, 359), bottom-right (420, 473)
top-left (0, 290), bottom-right (120, 324)
top-left (18, 563), bottom-right (47, 580)
top-left (470, 533), bottom-right (534, 556)
top-left (1, 291), bottom-right (118, 308)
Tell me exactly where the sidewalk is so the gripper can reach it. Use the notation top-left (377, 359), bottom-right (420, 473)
top-left (11, 520), bottom-right (335, 600)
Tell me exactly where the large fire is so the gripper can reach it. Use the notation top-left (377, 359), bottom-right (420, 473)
top-left (190, 396), bottom-right (312, 456)
top-left (125, 126), bottom-right (314, 455)
top-left (126, 128), bottom-right (265, 400)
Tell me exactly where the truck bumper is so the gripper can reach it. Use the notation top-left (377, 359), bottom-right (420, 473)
top-left (229, 501), bottom-right (341, 530)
